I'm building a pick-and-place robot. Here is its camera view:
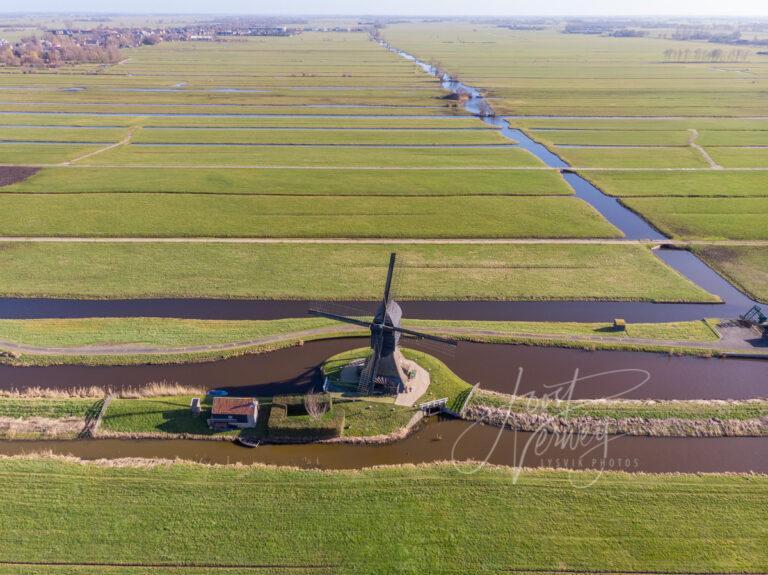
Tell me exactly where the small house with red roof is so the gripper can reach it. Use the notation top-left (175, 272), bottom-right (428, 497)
top-left (208, 397), bottom-right (258, 430)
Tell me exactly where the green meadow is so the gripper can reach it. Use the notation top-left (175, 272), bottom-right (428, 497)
top-left (622, 197), bottom-right (768, 240)
top-left (582, 171), bottom-right (768, 197)
top-left (705, 147), bottom-right (768, 168)
top-left (554, 146), bottom-right (711, 169)
top-left (0, 243), bottom-right (715, 301)
top-left (131, 127), bottom-right (510, 145)
top-left (0, 194), bottom-right (618, 238)
top-left (81, 144), bottom-right (543, 167)
top-left (383, 23), bottom-right (768, 117)
top-left (4, 167), bottom-right (571, 196)
top-left (529, 129), bottom-right (691, 147)
top-left (0, 143), bottom-right (102, 164)
top-left (0, 458), bottom-right (765, 574)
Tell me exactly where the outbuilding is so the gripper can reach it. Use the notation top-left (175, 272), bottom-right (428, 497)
top-left (208, 397), bottom-right (258, 430)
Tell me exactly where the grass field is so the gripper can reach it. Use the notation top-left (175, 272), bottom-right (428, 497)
top-left (622, 197), bottom-right (768, 240)
top-left (0, 457), bottom-right (766, 573)
top-left (0, 398), bottom-right (97, 419)
top-left (0, 114), bottom-right (489, 129)
top-left (694, 245), bottom-right (768, 303)
top-left (0, 143), bottom-right (103, 164)
top-left (382, 24), bottom-right (768, 117)
top-left (0, 317), bottom-right (718, 350)
top-left (0, 243), bottom-right (716, 301)
top-left (131, 128), bottom-right (511, 145)
top-left (582, 171), bottom-right (768, 197)
top-left (529, 129), bottom-right (691, 147)
top-left (3, 167), bottom-right (572, 196)
top-left (706, 147), bottom-right (768, 168)
top-left (553, 147), bottom-right (711, 169)
top-left (0, 194), bottom-right (619, 238)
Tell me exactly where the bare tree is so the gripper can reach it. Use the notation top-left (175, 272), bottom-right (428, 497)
top-left (304, 390), bottom-right (330, 421)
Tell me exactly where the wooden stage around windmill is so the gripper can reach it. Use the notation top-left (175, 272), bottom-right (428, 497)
top-left (337, 354), bottom-right (432, 406)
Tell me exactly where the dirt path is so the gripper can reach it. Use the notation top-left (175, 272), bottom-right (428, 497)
top-left (1, 323), bottom-right (766, 358)
top-left (688, 129), bottom-right (723, 170)
top-left (62, 128), bottom-right (137, 165)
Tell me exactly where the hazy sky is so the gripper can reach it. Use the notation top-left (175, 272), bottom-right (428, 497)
top-left (2, 0), bottom-right (767, 17)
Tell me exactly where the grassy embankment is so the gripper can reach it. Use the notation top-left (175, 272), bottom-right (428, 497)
top-left (0, 457), bottom-right (766, 574)
top-left (0, 243), bottom-right (717, 301)
top-left (0, 317), bottom-right (722, 366)
top-left (471, 389), bottom-right (768, 421)
top-left (694, 246), bottom-right (768, 303)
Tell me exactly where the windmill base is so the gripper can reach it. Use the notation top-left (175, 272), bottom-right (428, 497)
top-left (338, 350), bottom-right (431, 407)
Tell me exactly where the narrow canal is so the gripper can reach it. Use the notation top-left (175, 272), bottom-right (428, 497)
top-left (1, 418), bottom-right (766, 473)
top-left (2, 338), bottom-right (765, 400)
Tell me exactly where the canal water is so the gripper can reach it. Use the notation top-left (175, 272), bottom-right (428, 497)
top-left (1, 418), bottom-right (766, 473)
top-left (2, 338), bottom-right (765, 400)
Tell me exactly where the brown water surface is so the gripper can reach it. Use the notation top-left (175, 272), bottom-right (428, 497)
top-left (1, 418), bottom-right (765, 473)
top-left (1, 338), bottom-right (765, 400)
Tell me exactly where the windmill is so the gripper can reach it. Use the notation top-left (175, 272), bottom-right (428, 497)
top-left (308, 253), bottom-right (457, 394)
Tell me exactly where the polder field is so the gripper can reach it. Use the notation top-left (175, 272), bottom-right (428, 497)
top-left (2, 19), bottom-right (768, 575)
top-left (0, 28), bottom-right (716, 301)
top-left (382, 22), bottom-right (768, 298)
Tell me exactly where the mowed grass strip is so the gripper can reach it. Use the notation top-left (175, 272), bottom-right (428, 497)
top-left (0, 317), bottom-right (337, 349)
top-left (80, 144), bottom-right (543, 167)
top-left (694, 245), bottom-right (768, 303)
top-left (582, 171), bottom-right (768, 197)
top-left (4, 167), bottom-right (572, 196)
top-left (706, 147), bottom-right (768, 168)
top-left (132, 128), bottom-right (511, 146)
top-left (529, 129), bottom-right (691, 147)
top-left (0, 194), bottom-right (618, 238)
top-left (0, 317), bottom-right (716, 351)
top-left (622, 197), bottom-right (768, 240)
top-left (554, 146), bottom-right (712, 169)
top-left (0, 243), bottom-right (716, 301)
top-left (0, 458), bottom-right (767, 573)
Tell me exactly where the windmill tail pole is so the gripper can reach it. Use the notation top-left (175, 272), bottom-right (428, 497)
top-left (382, 252), bottom-right (397, 305)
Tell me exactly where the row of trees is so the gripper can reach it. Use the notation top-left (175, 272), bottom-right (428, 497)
top-left (661, 47), bottom-right (751, 63)
top-left (0, 34), bottom-right (122, 68)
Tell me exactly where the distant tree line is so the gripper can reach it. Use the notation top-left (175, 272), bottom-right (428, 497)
top-left (0, 34), bottom-right (122, 68)
top-left (662, 47), bottom-right (750, 63)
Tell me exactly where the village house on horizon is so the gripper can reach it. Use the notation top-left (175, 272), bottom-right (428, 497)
top-left (207, 397), bottom-right (259, 430)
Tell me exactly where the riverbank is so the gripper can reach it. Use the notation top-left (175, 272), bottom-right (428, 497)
top-left (2, 316), bottom-right (761, 367)
top-left (0, 455), bottom-right (765, 574)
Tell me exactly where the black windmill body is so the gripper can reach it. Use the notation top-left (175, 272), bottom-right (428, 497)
top-left (308, 253), bottom-right (457, 395)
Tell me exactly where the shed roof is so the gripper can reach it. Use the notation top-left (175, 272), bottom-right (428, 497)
top-left (211, 397), bottom-right (258, 416)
